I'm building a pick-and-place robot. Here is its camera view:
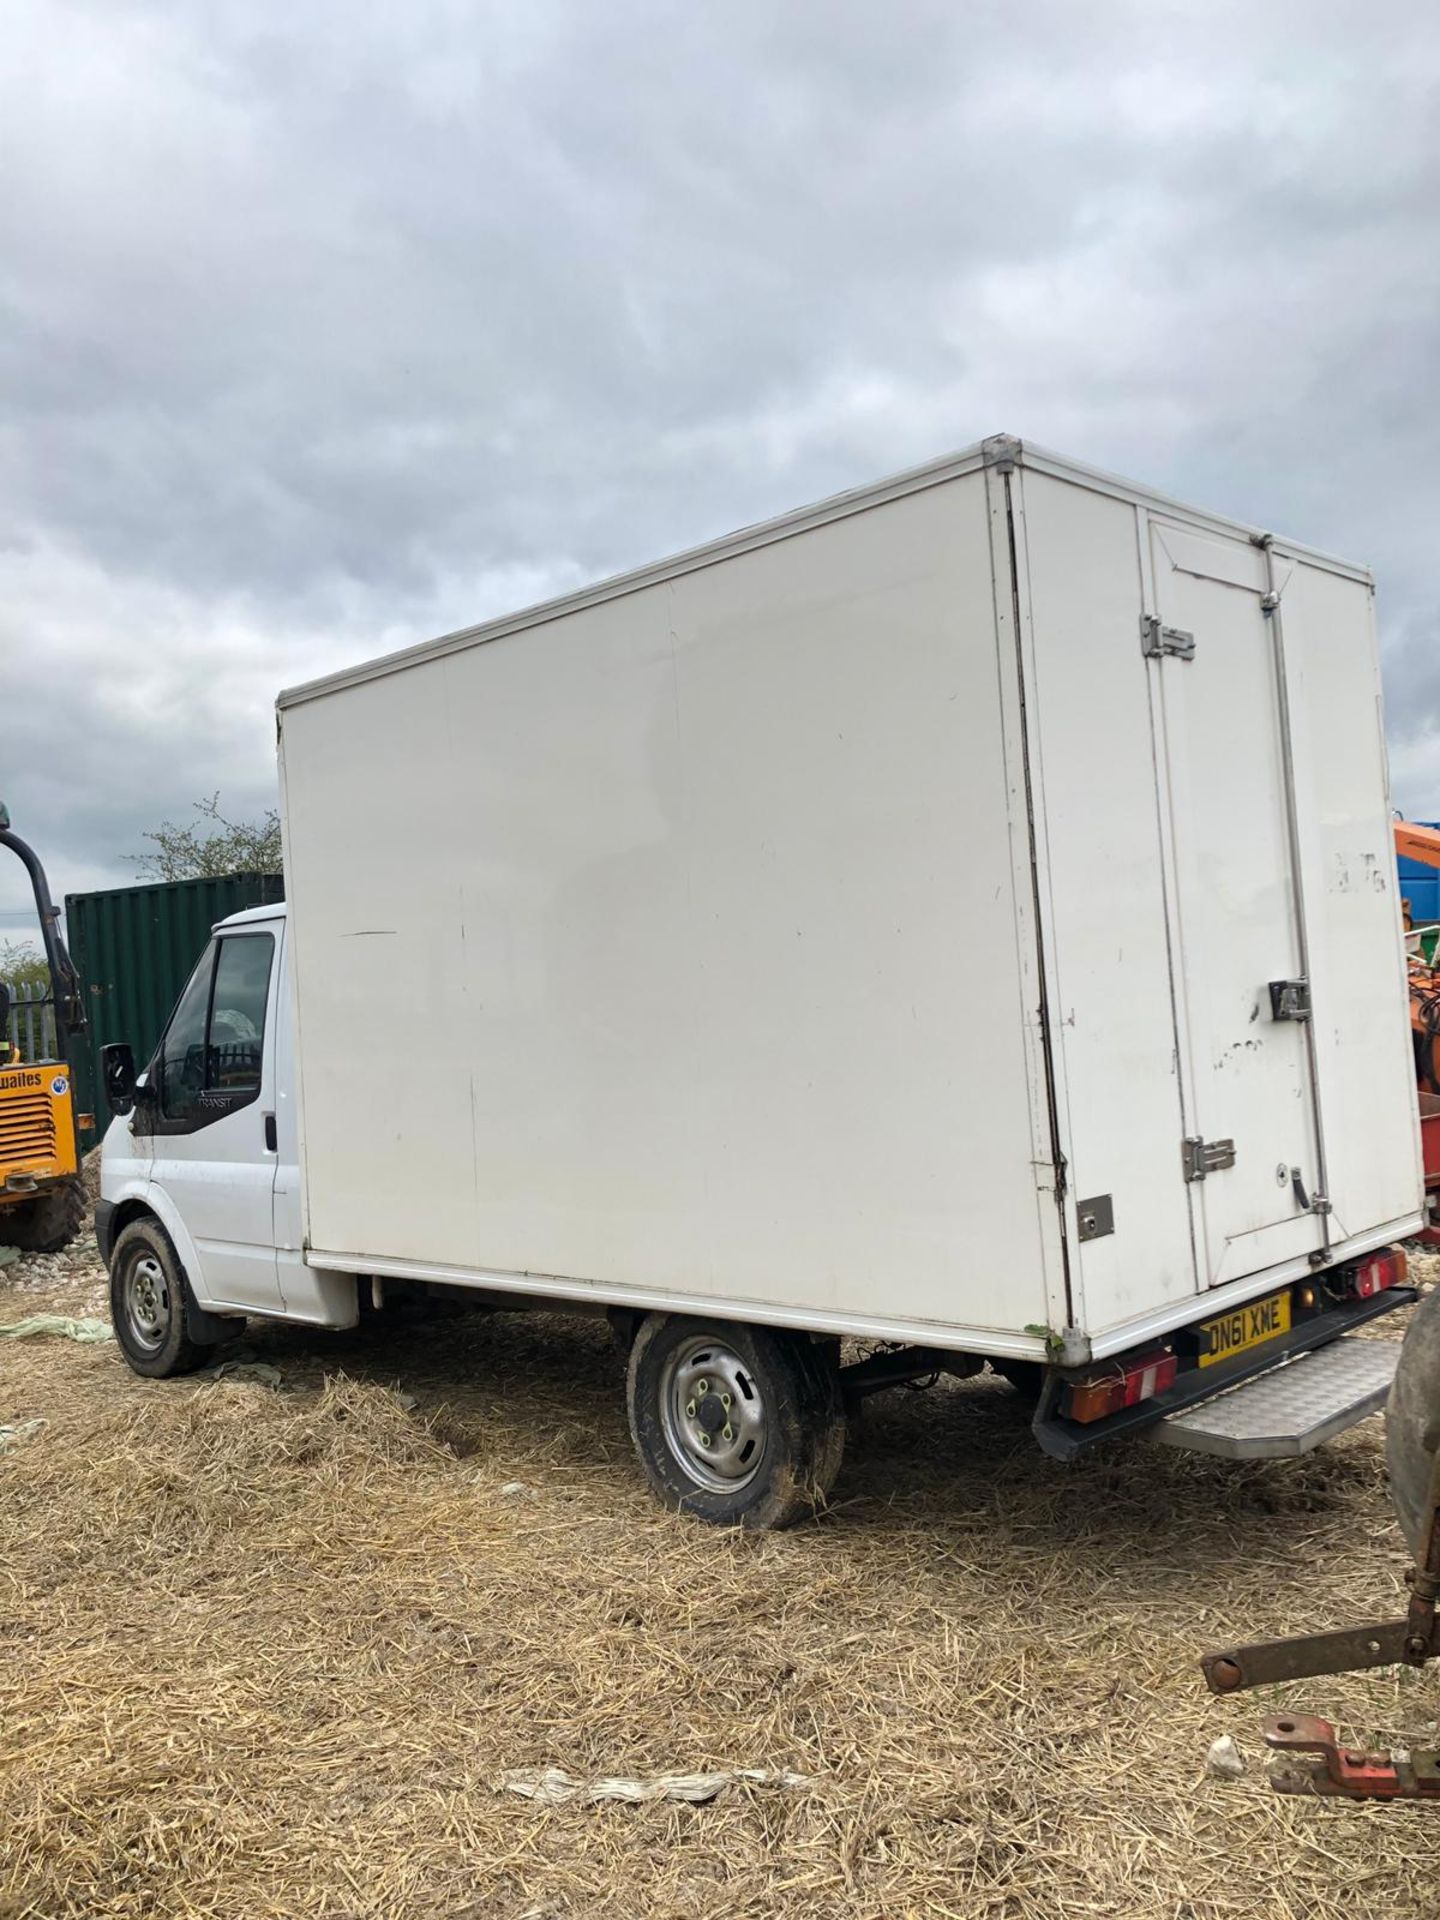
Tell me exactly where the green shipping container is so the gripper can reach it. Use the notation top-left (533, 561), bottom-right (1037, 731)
top-left (65, 873), bottom-right (284, 1144)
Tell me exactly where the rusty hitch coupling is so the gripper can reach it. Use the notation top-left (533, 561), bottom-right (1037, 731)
top-left (1262, 1714), bottom-right (1440, 1801)
top-left (1204, 1441), bottom-right (1440, 1694)
top-left (1201, 1615), bottom-right (1439, 1696)
top-left (1198, 1451), bottom-right (1440, 1800)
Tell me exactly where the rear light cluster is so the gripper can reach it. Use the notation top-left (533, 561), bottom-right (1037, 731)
top-left (1063, 1348), bottom-right (1177, 1425)
top-left (1348, 1247), bottom-right (1407, 1299)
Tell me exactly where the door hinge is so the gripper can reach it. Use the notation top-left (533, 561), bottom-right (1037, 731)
top-left (1141, 614), bottom-right (1196, 661)
top-left (1184, 1136), bottom-right (1236, 1182)
top-left (1268, 978), bottom-right (1312, 1021)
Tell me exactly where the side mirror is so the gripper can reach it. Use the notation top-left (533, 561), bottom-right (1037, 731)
top-left (102, 1042), bottom-right (138, 1117)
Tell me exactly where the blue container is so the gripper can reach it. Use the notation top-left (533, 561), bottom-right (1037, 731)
top-left (1397, 820), bottom-right (1440, 930)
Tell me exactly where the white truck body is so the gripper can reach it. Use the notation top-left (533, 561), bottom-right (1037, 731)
top-left (98, 436), bottom-right (1423, 1511)
top-left (251, 434), bottom-right (1420, 1366)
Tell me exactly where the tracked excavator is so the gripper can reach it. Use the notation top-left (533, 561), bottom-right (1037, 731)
top-left (1199, 816), bottom-right (1440, 1799)
top-left (0, 803), bottom-right (88, 1252)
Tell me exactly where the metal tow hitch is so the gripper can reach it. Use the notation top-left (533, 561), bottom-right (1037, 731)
top-left (1199, 1449), bottom-right (1440, 1801)
top-left (1262, 1715), bottom-right (1440, 1801)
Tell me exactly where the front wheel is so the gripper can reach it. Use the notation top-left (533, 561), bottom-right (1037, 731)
top-left (626, 1315), bottom-right (845, 1529)
top-left (109, 1219), bottom-right (220, 1379)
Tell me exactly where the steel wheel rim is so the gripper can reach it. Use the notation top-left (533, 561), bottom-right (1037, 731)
top-left (123, 1253), bottom-right (171, 1354)
top-left (659, 1336), bottom-right (767, 1492)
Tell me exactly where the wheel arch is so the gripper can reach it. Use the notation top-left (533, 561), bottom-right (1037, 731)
top-left (111, 1183), bottom-right (218, 1308)
top-left (107, 1194), bottom-right (159, 1249)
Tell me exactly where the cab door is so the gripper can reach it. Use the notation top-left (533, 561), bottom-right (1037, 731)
top-left (145, 928), bottom-right (284, 1312)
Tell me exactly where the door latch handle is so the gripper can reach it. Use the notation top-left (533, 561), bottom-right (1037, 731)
top-left (263, 1111), bottom-right (277, 1153)
top-left (1290, 1167), bottom-right (1332, 1216)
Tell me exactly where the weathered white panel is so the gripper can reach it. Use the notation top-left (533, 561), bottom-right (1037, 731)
top-left (1149, 517), bottom-right (1324, 1286)
top-left (1153, 523), bottom-right (1285, 597)
top-left (1282, 558), bottom-right (1423, 1238)
top-left (276, 436), bottom-right (1421, 1356)
top-left (281, 474), bottom-right (1053, 1334)
top-left (1015, 472), bottom-right (1198, 1329)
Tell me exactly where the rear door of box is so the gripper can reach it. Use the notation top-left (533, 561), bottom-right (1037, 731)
top-left (1006, 468), bottom-right (1199, 1331)
top-left (1143, 519), bottom-right (1325, 1287)
top-left (1146, 520), bottom-right (1420, 1285)
top-left (1015, 465), bottom-right (1421, 1339)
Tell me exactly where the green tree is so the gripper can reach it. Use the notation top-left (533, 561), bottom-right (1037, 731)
top-left (0, 939), bottom-right (48, 991)
top-left (0, 940), bottom-right (52, 1060)
top-left (128, 794), bottom-right (283, 881)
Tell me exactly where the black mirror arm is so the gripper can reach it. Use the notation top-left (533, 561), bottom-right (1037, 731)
top-left (0, 824), bottom-right (87, 1049)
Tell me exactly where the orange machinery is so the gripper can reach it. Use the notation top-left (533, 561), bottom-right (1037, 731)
top-left (1396, 819), bottom-right (1440, 875)
top-left (1396, 819), bottom-right (1440, 1244)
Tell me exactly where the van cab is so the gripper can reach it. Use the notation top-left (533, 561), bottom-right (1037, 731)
top-left (98, 904), bottom-right (353, 1376)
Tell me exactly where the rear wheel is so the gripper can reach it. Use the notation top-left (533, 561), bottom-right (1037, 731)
top-left (109, 1219), bottom-right (219, 1379)
top-left (1386, 1285), bottom-right (1440, 1555)
top-left (0, 1174), bottom-right (86, 1253)
top-left (626, 1314), bottom-right (845, 1529)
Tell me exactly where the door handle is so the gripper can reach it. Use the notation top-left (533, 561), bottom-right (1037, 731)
top-left (1290, 1166), bottom-right (1332, 1216)
top-left (263, 1111), bottom-right (277, 1153)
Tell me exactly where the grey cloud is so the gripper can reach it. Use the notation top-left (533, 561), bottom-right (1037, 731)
top-left (2, 0), bottom-right (1439, 919)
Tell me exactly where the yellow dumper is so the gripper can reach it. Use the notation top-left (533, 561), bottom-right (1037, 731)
top-left (0, 803), bottom-right (87, 1252)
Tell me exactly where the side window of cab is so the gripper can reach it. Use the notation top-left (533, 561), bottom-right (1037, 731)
top-left (156, 942), bottom-right (216, 1125)
top-left (207, 935), bottom-right (273, 1096)
top-left (151, 933), bottom-right (275, 1133)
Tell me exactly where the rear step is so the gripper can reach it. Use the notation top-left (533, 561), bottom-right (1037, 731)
top-left (1154, 1337), bottom-right (1400, 1461)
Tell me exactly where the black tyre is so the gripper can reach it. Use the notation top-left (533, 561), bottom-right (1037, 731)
top-left (108, 1218), bottom-right (219, 1379)
top-left (0, 1174), bottom-right (86, 1254)
top-left (1387, 1284), bottom-right (1440, 1556)
top-left (625, 1314), bottom-right (845, 1529)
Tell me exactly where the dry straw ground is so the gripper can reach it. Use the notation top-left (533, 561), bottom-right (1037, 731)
top-left (3, 1242), bottom-right (1440, 1919)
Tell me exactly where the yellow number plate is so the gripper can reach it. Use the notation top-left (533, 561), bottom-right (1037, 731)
top-left (1200, 1289), bottom-right (1292, 1367)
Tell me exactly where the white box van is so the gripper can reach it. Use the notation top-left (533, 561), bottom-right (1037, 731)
top-left (98, 437), bottom-right (1424, 1527)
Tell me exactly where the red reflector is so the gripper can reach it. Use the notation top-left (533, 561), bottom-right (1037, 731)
top-left (1064, 1348), bottom-right (1178, 1425)
top-left (1353, 1248), bottom-right (1406, 1299)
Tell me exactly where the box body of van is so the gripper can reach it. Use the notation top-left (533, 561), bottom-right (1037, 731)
top-left (100, 437), bottom-right (1423, 1518)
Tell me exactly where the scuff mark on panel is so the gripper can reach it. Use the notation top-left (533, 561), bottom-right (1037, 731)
top-left (1331, 848), bottom-right (1388, 895)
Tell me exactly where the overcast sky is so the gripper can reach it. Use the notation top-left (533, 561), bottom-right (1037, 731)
top-left (2, 0), bottom-right (1438, 929)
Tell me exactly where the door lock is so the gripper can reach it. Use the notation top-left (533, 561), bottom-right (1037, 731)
top-left (1269, 979), bottom-right (1312, 1022)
